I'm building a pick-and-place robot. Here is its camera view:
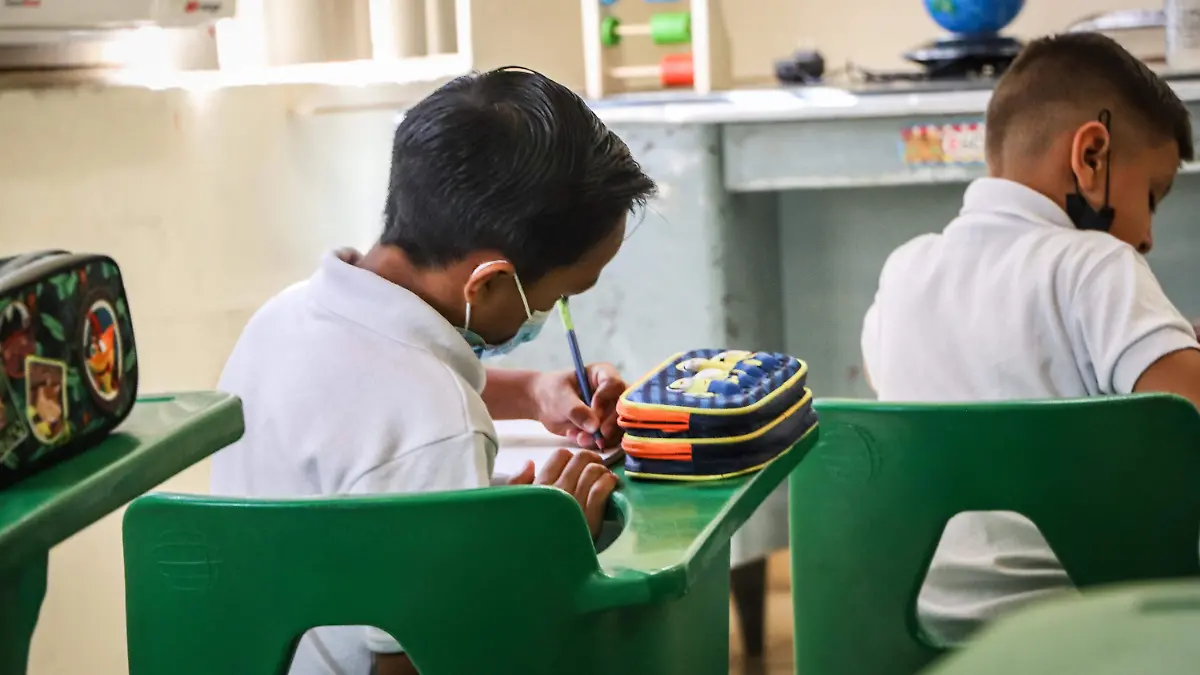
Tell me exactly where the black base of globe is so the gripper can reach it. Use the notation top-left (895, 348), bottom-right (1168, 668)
top-left (904, 33), bottom-right (1023, 79)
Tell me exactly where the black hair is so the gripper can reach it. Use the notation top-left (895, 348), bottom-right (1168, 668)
top-left (381, 67), bottom-right (657, 283)
top-left (986, 32), bottom-right (1194, 167)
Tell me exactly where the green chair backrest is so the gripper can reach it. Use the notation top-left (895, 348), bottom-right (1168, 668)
top-left (124, 487), bottom-right (604, 674)
top-left (790, 394), bottom-right (1200, 675)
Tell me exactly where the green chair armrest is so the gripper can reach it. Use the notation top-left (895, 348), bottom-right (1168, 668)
top-left (585, 424), bottom-right (817, 610)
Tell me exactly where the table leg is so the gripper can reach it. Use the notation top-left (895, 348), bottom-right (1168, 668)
top-left (731, 558), bottom-right (767, 659)
top-left (0, 552), bottom-right (49, 675)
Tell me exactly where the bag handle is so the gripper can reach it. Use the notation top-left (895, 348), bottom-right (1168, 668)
top-left (0, 250), bottom-right (70, 281)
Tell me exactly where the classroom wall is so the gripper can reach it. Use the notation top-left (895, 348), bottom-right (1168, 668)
top-left (0, 1), bottom-right (1172, 674)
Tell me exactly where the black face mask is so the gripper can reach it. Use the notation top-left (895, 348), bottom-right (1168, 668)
top-left (1065, 109), bottom-right (1115, 232)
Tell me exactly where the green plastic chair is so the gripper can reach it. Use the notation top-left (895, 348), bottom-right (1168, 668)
top-left (924, 579), bottom-right (1200, 675)
top-left (123, 425), bottom-right (818, 675)
top-left (790, 395), bottom-right (1200, 675)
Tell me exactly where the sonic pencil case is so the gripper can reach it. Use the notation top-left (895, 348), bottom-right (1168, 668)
top-left (0, 251), bottom-right (138, 488)
top-left (617, 349), bottom-right (816, 481)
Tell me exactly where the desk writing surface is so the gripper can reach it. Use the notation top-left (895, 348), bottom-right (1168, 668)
top-left (0, 392), bottom-right (244, 573)
top-left (595, 433), bottom-right (808, 591)
top-left (492, 417), bottom-right (811, 590)
top-left (495, 420), bottom-right (818, 599)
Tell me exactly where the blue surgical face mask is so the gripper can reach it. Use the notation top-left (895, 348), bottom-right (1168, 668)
top-left (458, 262), bottom-right (550, 359)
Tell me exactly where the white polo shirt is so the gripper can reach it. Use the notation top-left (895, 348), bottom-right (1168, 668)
top-left (862, 177), bottom-right (1199, 645)
top-left (211, 251), bottom-right (497, 675)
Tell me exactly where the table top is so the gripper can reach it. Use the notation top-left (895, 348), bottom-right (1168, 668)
top-left (0, 392), bottom-right (244, 574)
top-left (494, 420), bottom-right (817, 599)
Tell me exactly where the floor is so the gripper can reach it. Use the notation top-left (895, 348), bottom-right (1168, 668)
top-left (728, 552), bottom-right (793, 675)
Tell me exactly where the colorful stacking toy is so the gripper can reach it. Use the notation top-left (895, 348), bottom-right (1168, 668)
top-left (599, 11), bottom-right (691, 46)
top-left (581, 0), bottom-right (731, 98)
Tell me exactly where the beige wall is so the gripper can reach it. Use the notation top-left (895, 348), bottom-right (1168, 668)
top-left (3, 1), bottom-right (1165, 674)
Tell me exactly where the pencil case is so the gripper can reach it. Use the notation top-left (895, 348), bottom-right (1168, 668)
top-left (0, 251), bottom-right (139, 488)
top-left (617, 349), bottom-right (816, 480)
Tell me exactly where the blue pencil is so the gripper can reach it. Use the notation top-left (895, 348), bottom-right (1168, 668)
top-left (556, 297), bottom-right (607, 448)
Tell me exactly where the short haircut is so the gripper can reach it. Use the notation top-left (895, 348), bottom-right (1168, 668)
top-left (381, 67), bottom-right (657, 283)
top-left (985, 33), bottom-right (1194, 168)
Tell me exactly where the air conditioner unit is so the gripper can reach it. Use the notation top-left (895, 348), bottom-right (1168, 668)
top-left (0, 0), bottom-right (234, 30)
top-left (0, 0), bottom-right (235, 70)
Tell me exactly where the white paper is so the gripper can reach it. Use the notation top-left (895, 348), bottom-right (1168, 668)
top-left (492, 419), bottom-right (623, 479)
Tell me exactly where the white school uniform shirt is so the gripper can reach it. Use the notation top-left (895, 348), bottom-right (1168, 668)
top-left (211, 251), bottom-right (498, 675)
top-left (861, 177), bottom-right (1199, 645)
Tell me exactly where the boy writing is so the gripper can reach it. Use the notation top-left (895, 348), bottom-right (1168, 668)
top-left (211, 68), bottom-right (657, 675)
top-left (862, 33), bottom-right (1200, 645)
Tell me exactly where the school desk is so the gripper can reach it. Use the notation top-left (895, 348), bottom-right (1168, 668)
top-left (493, 418), bottom-right (791, 659)
top-left (493, 417), bottom-right (815, 578)
top-left (0, 392), bottom-right (244, 675)
top-left (119, 419), bottom-right (817, 675)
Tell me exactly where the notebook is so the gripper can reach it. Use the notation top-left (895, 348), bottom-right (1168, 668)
top-left (492, 419), bottom-right (624, 479)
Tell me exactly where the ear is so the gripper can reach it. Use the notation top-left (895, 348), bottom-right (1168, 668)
top-left (1070, 120), bottom-right (1111, 193)
top-left (462, 259), bottom-right (514, 307)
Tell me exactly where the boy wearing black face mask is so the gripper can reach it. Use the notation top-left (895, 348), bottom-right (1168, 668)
top-left (211, 68), bottom-right (656, 675)
top-left (860, 33), bottom-right (1200, 646)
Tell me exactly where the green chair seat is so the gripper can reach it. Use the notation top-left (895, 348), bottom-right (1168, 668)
top-left (790, 395), bottom-right (1200, 675)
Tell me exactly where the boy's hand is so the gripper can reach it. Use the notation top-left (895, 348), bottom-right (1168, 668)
top-left (507, 448), bottom-right (616, 538)
top-left (531, 363), bottom-right (626, 449)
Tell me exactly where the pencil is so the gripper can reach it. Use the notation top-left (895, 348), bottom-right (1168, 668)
top-left (556, 297), bottom-right (607, 448)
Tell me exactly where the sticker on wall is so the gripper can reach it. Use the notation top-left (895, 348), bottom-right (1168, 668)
top-left (0, 301), bottom-right (35, 381)
top-left (25, 356), bottom-right (69, 446)
top-left (900, 122), bottom-right (986, 167)
top-left (81, 296), bottom-right (124, 409)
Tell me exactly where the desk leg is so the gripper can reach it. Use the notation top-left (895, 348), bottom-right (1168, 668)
top-left (0, 553), bottom-right (49, 675)
top-left (731, 558), bottom-right (767, 659)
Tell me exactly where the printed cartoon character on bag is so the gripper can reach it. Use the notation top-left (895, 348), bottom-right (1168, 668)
top-left (0, 301), bottom-right (35, 382)
top-left (83, 299), bottom-right (122, 402)
top-left (26, 357), bottom-right (69, 445)
top-left (667, 350), bottom-right (781, 398)
top-left (0, 368), bottom-right (28, 467)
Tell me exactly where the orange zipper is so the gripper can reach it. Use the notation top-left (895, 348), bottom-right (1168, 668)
top-left (622, 438), bottom-right (693, 461)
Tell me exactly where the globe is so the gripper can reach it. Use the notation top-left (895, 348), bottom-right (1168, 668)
top-left (924, 0), bottom-right (1024, 35)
